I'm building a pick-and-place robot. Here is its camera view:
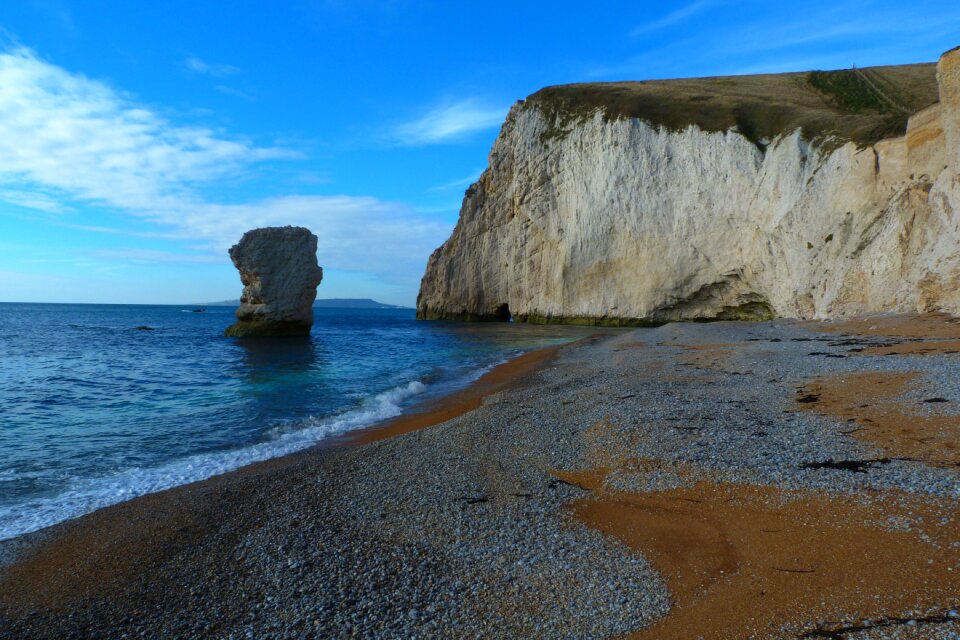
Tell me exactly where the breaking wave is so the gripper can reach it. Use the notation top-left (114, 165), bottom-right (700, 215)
top-left (0, 379), bottom-right (428, 541)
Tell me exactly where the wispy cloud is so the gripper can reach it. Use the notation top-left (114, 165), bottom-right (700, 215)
top-left (214, 84), bottom-right (255, 101)
top-left (184, 55), bottom-right (240, 77)
top-left (392, 99), bottom-right (506, 145)
top-left (428, 170), bottom-right (484, 192)
top-left (51, 221), bottom-right (184, 239)
top-left (91, 248), bottom-right (222, 264)
top-left (0, 46), bottom-right (452, 282)
top-left (594, 1), bottom-right (960, 80)
top-left (0, 47), bottom-right (289, 214)
top-left (630, 0), bottom-right (717, 36)
top-left (0, 188), bottom-right (70, 214)
top-left (717, 3), bottom-right (912, 57)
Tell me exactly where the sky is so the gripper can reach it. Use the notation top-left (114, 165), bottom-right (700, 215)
top-left (0, 1), bottom-right (957, 306)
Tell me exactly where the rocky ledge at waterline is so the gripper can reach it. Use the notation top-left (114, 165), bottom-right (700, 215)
top-left (417, 46), bottom-right (960, 325)
top-left (225, 226), bottom-right (324, 337)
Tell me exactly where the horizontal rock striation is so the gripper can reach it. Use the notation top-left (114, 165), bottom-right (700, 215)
top-left (225, 226), bottom-right (323, 337)
top-left (417, 48), bottom-right (960, 324)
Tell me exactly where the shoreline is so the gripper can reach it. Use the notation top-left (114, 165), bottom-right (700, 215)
top-left (0, 338), bottom-right (574, 579)
top-left (3, 316), bottom-right (959, 638)
top-left (0, 339), bottom-right (574, 556)
top-left (334, 343), bottom-right (569, 447)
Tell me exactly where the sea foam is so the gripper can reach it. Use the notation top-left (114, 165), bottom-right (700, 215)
top-left (0, 379), bottom-right (428, 541)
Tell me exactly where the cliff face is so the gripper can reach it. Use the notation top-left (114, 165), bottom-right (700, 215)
top-left (417, 48), bottom-right (960, 324)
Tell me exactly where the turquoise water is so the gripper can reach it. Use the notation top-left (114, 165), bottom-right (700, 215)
top-left (0, 303), bottom-right (599, 541)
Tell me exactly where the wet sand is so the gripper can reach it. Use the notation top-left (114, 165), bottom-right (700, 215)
top-left (343, 345), bottom-right (566, 446)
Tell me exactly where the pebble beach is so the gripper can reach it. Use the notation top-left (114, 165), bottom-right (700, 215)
top-left (2, 315), bottom-right (959, 639)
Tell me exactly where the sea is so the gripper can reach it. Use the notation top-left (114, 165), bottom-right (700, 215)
top-left (0, 303), bottom-right (600, 541)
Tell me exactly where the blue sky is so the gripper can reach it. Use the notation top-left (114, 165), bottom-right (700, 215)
top-left (0, 1), bottom-right (957, 305)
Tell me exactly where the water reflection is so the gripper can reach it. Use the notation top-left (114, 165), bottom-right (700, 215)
top-left (234, 336), bottom-right (318, 381)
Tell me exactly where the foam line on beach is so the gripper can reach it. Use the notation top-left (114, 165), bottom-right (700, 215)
top-left (0, 378), bottom-right (433, 541)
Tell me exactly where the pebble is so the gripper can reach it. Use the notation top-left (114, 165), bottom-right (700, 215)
top-left (2, 320), bottom-right (959, 639)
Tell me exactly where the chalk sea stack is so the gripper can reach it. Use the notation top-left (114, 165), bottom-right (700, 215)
top-left (225, 226), bottom-right (324, 337)
top-left (418, 46), bottom-right (960, 324)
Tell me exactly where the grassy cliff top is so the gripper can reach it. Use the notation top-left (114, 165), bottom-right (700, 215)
top-left (524, 62), bottom-right (939, 148)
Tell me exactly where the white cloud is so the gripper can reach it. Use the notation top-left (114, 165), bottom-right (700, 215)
top-left (191, 195), bottom-right (450, 276)
top-left (0, 47), bottom-right (288, 214)
top-left (393, 99), bottom-right (506, 145)
top-left (0, 46), bottom-right (453, 287)
top-left (184, 55), bottom-right (240, 77)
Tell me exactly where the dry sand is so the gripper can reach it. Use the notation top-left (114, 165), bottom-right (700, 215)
top-left (816, 312), bottom-right (960, 339)
top-left (797, 371), bottom-right (960, 466)
top-left (566, 476), bottom-right (959, 639)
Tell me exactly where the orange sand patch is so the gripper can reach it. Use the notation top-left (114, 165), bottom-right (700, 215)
top-left (651, 341), bottom-right (752, 372)
top-left (815, 313), bottom-right (960, 339)
top-left (797, 371), bottom-right (960, 466)
top-left (554, 458), bottom-right (703, 492)
top-left (678, 348), bottom-right (738, 372)
top-left (345, 344), bottom-right (562, 446)
top-left (575, 420), bottom-right (708, 482)
top-left (858, 339), bottom-right (960, 356)
top-left (554, 467), bottom-right (612, 491)
top-left (564, 477), bottom-right (960, 639)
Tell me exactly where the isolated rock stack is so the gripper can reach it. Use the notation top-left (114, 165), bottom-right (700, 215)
top-left (225, 226), bottom-right (323, 337)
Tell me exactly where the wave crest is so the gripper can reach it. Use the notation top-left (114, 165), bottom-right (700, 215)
top-left (0, 379), bottom-right (429, 541)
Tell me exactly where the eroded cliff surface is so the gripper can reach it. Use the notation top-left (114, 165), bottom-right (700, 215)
top-left (418, 49), bottom-right (960, 324)
top-left (225, 226), bottom-right (324, 337)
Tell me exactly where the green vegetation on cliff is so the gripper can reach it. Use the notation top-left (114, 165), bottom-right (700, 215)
top-left (525, 62), bottom-right (938, 148)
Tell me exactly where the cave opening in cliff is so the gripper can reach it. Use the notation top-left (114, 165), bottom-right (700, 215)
top-left (494, 304), bottom-right (512, 322)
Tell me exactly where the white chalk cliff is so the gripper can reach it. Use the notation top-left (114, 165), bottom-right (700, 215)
top-left (418, 47), bottom-right (960, 324)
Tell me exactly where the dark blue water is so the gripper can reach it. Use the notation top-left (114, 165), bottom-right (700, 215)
top-left (0, 303), bottom-right (600, 540)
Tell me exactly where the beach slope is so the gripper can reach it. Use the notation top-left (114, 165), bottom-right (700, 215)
top-left (2, 318), bottom-right (960, 639)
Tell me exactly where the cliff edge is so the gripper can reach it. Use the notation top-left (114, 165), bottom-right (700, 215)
top-left (417, 48), bottom-right (960, 324)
